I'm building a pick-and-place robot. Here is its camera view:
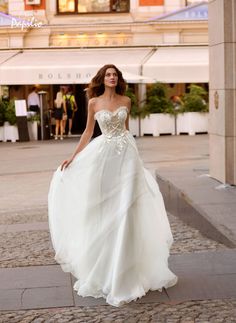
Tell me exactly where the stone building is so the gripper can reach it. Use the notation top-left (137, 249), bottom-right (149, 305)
top-left (208, 0), bottom-right (236, 185)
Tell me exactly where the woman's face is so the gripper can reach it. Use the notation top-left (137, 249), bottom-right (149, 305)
top-left (104, 68), bottom-right (118, 88)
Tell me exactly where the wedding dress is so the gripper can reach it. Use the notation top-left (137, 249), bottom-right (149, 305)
top-left (48, 106), bottom-right (178, 307)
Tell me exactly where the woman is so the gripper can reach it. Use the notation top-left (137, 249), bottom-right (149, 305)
top-left (54, 87), bottom-right (66, 140)
top-left (48, 64), bottom-right (178, 307)
top-left (63, 86), bottom-right (78, 136)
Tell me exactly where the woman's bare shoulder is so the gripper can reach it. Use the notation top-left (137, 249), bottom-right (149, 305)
top-left (88, 97), bottom-right (99, 108)
top-left (88, 97), bottom-right (98, 105)
top-left (87, 98), bottom-right (99, 115)
top-left (121, 95), bottom-right (131, 110)
top-left (124, 95), bottom-right (131, 103)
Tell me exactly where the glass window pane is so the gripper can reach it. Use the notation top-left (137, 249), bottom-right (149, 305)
top-left (78, 0), bottom-right (110, 13)
top-left (0, 0), bottom-right (8, 13)
top-left (112, 0), bottom-right (129, 12)
top-left (187, 0), bottom-right (208, 4)
top-left (58, 0), bottom-right (75, 12)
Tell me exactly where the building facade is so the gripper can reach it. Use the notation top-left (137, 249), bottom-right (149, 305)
top-left (0, 0), bottom-right (209, 134)
top-left (0, 0), bottom-right (208, 49)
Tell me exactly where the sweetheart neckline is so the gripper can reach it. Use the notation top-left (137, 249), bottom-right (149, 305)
top-left (94, 106), bottom-right (128, 117)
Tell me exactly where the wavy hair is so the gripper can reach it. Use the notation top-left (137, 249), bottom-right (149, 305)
top-left (87, 64), bottom-right (126, 99)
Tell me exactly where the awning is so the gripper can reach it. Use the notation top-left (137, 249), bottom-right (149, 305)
top-left (0, 48), bottom-right (153, 85)
top-left (0, 46), bottom-right (209, 85)
top-left (0, 50), bottom-right (18, 64)
top-left (142, 46), bottom-right (209, 83)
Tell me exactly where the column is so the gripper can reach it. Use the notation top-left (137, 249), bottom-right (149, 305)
top-left (208, 0), bottom-right (236, 184)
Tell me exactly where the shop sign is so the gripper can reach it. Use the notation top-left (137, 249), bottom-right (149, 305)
top-left (38, 72), bottom-right (92, 82)
top-left (50, 35), bottom-right (131, 47)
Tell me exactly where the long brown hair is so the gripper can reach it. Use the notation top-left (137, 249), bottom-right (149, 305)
top-left (87, 64), bottom-right (126, 99)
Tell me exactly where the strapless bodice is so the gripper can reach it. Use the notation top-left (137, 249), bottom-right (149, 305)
top-left (94, 106), bottom-right (128, 138)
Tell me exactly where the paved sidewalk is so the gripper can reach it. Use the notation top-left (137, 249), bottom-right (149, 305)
top-left (0, 250), bottom-right (236, 311)
top-left (0, 135), bottom-right (236, 321)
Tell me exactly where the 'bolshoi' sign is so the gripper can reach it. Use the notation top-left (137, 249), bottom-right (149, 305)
top-left (38, 72), bottom-right (93, 83)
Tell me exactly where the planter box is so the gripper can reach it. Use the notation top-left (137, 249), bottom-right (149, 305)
top-left (28, 121), bottom-right (38, 140)
top-left (0, 126), bottom-right (4, 141)
top-left (176, 112), bottom-right (209, 135)
top-left (141, 113), bottom-right (175, 136)
top-left (129, 118), bottom-right (139, 137)
top-left (3, 122), bottom-right (19, 142)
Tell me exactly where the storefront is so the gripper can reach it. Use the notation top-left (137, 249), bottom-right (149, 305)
top-left (0, 43), bottom-right (208, 132)
top-left (0, 47), bottom-right (154, 134)
top-left (0, 1), bottom-right (209, 137)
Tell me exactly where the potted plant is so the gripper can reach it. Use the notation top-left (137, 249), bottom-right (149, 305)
top-left (3, 100), bottom-right (19, 142)
top-left (27, 113), bottom-right (40, 140)
top-left (125, 87), bottom-right (140, 136)
top-left (0, 100), bottom-right (6, 141)
top-left (141, 82), bottom-right (176, 136)
top-left (177, 84), bottom-right (209, 135)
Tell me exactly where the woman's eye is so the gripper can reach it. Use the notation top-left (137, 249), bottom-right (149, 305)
top-left (105, 73), bottom-right (117, 77)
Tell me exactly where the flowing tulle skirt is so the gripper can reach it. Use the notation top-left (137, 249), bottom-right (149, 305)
top-left (48, 132), bottom-right (177, 306)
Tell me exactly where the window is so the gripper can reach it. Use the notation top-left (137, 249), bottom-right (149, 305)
top-left (0, 0), bottom-right (8, 13)
top-left (58, 0), bottom-right (129, 13)
top-left (186, 0), bottom-right (208, 5)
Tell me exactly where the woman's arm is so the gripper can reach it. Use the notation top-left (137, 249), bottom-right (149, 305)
top-left (73, 96), bottom-right (78, 111)
top-left (63, 99), bottom-right (67, 114)
top-left (61, 99), bottom-right (96, 170)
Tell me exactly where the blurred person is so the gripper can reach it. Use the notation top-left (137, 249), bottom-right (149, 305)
top-left (27, 86), bottom-right (40, 113)
top-left (170, 95), bottom-right (183, 112)
top-left (54, 87), bottom-right (66, 140)
top-left (63, 86), bottom-right (78, 136)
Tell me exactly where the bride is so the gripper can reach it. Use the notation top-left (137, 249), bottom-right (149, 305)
top-left (48, 64), bottom-right (178, 307)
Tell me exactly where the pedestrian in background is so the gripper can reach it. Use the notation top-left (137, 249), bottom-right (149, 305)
top-left (63, 86), bottom-right (78, 136)
top-left (171, 95), bottom-right (183, 111)
top-left (27, 86), bottom-right (40, 113)
top-left (54, 87), bottom-right (66, 140)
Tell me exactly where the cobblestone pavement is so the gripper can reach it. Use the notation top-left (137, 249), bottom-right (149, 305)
top-left (0, 211), bottom-right (227, 268)
top-left (0, 299), bottom-right (236, 323)
top-left (0, 208), bottom-right (47, 225)
top-left (168, 214), bottom-right (227, 254)
top-left (0, 231), bottom-right (56, 268)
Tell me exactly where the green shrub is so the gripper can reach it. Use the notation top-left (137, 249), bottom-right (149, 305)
top-left (142, 82), bottom-right (175, 117)
top-left (27, 113), bottom-right (40, 123)
top-left (182, 84), bottom-right (208, 113)
top-left (0, 100), bottom-right (7, 126)
top-left (5, 100), bottom-right (17, 125)
top-left (125, 87), bottom-right (139, 119)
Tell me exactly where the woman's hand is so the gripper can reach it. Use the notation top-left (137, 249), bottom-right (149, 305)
top-left (61, 158), bottom-right (73, 171)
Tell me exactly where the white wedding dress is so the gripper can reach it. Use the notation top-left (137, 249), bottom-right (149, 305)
top-left (48, 106), bottom-right (178, 307)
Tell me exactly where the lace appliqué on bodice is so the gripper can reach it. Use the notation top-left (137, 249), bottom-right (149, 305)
top-left (95, 106), bottom-right (129, 154)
